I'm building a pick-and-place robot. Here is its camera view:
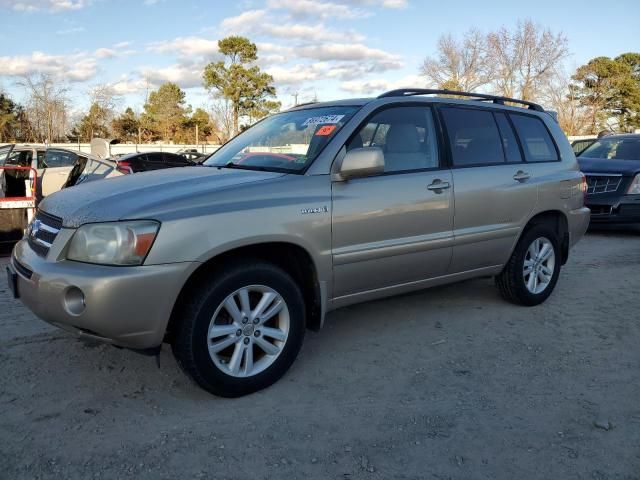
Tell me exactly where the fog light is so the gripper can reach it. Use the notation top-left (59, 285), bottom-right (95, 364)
top-left (64, 287), bottom-right (85, 315)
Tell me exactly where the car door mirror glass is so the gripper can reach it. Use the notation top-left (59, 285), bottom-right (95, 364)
top-left (336, 147), bottom-right (385, 180)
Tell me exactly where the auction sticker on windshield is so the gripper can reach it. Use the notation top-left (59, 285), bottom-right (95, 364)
top-left (315, 125), bottom-right (337, 136)
top-left (302, 115), bottom-right (345, 126)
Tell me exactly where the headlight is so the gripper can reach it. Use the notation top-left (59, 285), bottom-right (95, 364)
top-left (67, 220), bottom-right (160, 266)
top-left (628, 174), bottom-right (640, 194)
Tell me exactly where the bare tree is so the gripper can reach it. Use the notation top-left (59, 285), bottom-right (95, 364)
top-left (421, 29), bottom-right (490, 91)
top-left (83, 83), bottom-right (123, 139)
top-left (541, 70), bottom-right (591, 136)
top-left (18, 73), bottom-right (69, 143)
top-left (486, 19), bottom-right (569, 101)
top-left (209, 99), bottom-right (234, 143)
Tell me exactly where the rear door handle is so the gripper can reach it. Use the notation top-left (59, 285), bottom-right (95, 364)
top-left (513, 171), bottom-right (530, 182)
top-left (427, 180), bottom-right (451, 192)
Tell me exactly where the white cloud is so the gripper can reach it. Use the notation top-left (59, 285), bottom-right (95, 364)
top-left (147, 36), bottom-right (221, 59)
top-left (94, 48), bottom-right (117, 59)
top-left (140, 62), bottom-right (203, 89)
top-left (345, 0), bottom-right (407, 8)
top-left (0, 42), bottom-right (132, 84)
top-left (340, 74), bottom-right (423, 94)
top-left (220, 9), bottom-right (364, 43)
top-left (0, 51), bottom-right (97, 82)
top-left (296, 43), bottom-right (402, 66)
top-left (266, 63), bottom-right (329, 84)
top-left (3, 0), bottom-right (90, 11)
top-left (108, 75), bottom-right (151, 95)
top-left (266, 0), bottom-right (369, 20)
top-left (55, 25), bottom-right (85, 35)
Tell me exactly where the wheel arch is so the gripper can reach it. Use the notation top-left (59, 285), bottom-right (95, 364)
top-left (521, 210), bottom-right (570, 265)
top-left (165, 241), bottom-right (324, 343)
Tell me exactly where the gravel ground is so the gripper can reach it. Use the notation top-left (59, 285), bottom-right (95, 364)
top-left (0, 228), bottom-right (639, 480)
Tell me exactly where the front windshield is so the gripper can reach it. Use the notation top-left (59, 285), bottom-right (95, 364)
top-left (579, 137), bottom-right (640, 160)
top-left (204, 106), bottom-right (359, 173)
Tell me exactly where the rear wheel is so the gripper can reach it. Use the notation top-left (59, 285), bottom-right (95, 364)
top-left (172, 261), bottom-right (305, 397)
top-left (496, 224), bottom-right (561, 306)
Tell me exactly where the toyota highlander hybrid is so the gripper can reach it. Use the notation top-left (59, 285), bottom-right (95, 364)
top-left (7, 89), bottom-right (590, 397)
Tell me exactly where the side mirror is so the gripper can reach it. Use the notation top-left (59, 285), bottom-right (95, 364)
top-left (334, 147), bottom-right (384, 181)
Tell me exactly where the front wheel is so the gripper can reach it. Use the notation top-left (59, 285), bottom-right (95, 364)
top-left (496, 224), bottom-right (561, 306)
top-left (172, 261), bottom-right (306, 397)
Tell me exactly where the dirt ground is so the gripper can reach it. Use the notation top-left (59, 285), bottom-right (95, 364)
top-left (1, 228), bottom-right (639, 480)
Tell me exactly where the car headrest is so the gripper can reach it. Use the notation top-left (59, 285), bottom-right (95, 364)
top-left (386, 124), bottom-right (420, 153)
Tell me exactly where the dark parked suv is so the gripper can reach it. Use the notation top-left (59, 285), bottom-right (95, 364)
top-left (577, 134), bottom-right (640, 224)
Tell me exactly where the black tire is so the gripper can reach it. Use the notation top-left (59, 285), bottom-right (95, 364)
top-left (172, 261), bottom-right (306, 397)
top-left (495, 224), bottom-right (561, 306)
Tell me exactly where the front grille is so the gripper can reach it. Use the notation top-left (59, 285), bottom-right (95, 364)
top-left (27, 210), bottom-right (63, 258)
top-left (585, 174), bottom-right (622, 195)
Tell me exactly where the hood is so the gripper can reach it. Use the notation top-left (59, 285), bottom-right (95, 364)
top-left (40, 166), bottom-right (286, 228)
top-left (578, 157), bottom-right (640, 176)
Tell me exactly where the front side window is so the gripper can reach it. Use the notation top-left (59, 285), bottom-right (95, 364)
top-left (5, 150), bottom-right (32, 166)
top-left (579, 138), bottom-right (640, 160)
top-left (510, 114), bottom-right (558, 162)
top-left (348, 106), bottom-right (440, 173)
top-left (441, 107), bottom-right (504, 167)
top-left (205, 106), bottom-right (359, 173)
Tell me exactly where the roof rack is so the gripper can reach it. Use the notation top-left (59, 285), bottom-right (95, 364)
top-left (377, 88), bottom-right (545, 112)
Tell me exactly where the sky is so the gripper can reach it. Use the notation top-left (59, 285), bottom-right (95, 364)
top-left (0, 0), bottom-right (638, 117)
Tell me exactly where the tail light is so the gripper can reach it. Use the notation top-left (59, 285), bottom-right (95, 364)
top-left (116, 161), bottom-right (132, 175)
top-left (580, 172), bottom-right (588, 203)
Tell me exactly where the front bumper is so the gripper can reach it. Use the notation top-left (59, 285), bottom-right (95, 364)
top-left (586, 194), bottom-right (640, 224)
top-left (11, 238), bottom-right (197, 349)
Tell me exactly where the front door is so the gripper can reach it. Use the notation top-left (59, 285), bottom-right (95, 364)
top-left (40, 149), bottom-right (78, 197)
top-left (331, 105), bottom-right (454, 298)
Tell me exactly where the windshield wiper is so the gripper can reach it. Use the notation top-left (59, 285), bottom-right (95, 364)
top-left (216, 162), bottom-right (272, 172)
top-left (211, 162), bottom-right (292, 174)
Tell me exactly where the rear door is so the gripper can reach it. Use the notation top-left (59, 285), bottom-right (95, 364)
top-left (331, 105), bottom-right (454, 298)
top-left (41, 149), bottom-right (78, 196)
top-left (440, 106), bottom-right (538, 272)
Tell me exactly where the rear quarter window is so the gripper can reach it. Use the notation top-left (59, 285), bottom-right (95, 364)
top-left (510, 114), bottom-right (559, 162)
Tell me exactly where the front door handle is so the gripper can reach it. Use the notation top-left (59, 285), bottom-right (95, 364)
top-left (427, 179), bottom-right (451, 192)
top-left (513, 170), bottom-right (530, 182)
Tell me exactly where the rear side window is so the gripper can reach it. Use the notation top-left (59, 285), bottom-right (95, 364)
top-left (441, 107), bottom-right (504, 166)
top-left (510, 114), bottom-right (558, 162)
top-left (164, 153), bottom-right (189, 165)
top-left (494, 113), bottom-right (522, 163)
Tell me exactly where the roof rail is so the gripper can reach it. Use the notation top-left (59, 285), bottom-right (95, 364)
top-left (377, 88), bottom-right (545, 112)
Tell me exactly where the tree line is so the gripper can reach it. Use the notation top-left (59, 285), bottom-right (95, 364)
top-left (1, 26), bottom-right (638, 144)
top-left (0, 36), bottom-right (279, 145)
top-left (421, 19), bottom-right (640, 135)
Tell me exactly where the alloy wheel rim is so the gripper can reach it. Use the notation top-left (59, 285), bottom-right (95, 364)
top-left (523, 236), bottom-right (555, 295)
top-left (207, 285), bottom-right (290, 378)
